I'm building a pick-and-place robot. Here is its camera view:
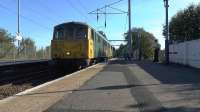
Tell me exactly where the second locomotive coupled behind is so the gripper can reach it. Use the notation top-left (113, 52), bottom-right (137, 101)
top-left (51, 22), bottom-right (114, 68)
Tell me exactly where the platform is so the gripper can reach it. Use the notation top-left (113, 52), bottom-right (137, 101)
top-left (0, 59), bottom-right (200, 112)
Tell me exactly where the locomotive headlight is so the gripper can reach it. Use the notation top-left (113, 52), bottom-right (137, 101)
top-left (66, 51), bottom-right (71, 56)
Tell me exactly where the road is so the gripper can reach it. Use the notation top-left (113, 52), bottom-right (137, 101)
top-left (45, 59), bottom-right (200, 112)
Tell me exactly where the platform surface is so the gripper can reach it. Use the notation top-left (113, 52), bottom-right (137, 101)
top-left (45, 59), bottom-right (200, 112)
top-left (1, 59), bottom-right (200, 112)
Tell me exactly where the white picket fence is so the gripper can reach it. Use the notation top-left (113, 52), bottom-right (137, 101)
top-left (169, 39), bottom-right (200, 68)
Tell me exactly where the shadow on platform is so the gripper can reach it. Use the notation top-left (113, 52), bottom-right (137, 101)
top-left (15, 83), bottom-right (160, 96)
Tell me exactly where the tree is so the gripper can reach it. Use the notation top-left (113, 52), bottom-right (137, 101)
top-left (117, 28), bottom-right (159, 60)
top-left (131, 28), bottom-right (158, 59)
top-left (0, 29), bottom-right (15, 59)
top-left (165, 4), bottom-right (200, 43)
top-left (18, 38), bottom-right (36, 59)
top-left (44, 46), bottom-right (51, 59)
top-left (0, 28), bottom-right (50, 60)
top-left (115, 44), bottom-right (128, 57)
top-left (36, 48), bottom-right (45, 59)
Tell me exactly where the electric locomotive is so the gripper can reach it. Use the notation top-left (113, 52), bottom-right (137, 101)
top-left (51, 22), bottom-right (113, 68)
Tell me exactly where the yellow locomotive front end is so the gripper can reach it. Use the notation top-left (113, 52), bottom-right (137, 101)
top-left (51, 22), bottom-right (94, 67)
top-left (51, 40), bottom-right (87, 59)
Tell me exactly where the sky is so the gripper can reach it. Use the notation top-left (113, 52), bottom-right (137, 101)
top-left (0, 0), bottom-right (199, 49)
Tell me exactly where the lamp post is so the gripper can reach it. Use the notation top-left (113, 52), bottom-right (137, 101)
top-left (164, 0), bottom-right (169, 64)
top-left (17, 0), bottom-right (20, 36)
top-left (138, 32), bottom-right (142, 60)
top-left (128, 0), bottom-right (132, 59)
top-left (16, 0), bottom-right (22, 56)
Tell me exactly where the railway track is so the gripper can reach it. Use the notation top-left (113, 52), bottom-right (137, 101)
top-left (0, 60), bottom-right (75, 100)
top-left (0, 59), bottom-right (50, 66)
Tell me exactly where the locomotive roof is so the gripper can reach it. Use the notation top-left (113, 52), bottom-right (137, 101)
top-left (55, 21), bottom-right (88, 28)
top-left (55, 21), bottom-right (110, 43)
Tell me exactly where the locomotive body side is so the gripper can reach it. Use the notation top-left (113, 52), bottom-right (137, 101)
top-left (90, 28), bottom-right (113, 62)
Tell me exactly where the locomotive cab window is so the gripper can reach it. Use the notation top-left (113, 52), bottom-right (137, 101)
top-left (66, 27), bottom-right (74, 39)
top-left (54, 28), bottom-right (64, 40)
top-left (76, 27), bottom-right (87, 39)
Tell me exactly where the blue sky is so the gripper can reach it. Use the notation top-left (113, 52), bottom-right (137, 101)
top-left (0, 0), bottom-right (199, 49)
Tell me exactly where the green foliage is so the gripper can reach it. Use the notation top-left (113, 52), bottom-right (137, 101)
top-left (36, 48), bottom-right (44, 59)
top-left (133, 28), bottom-right (158, 59)
top-left (115, 44), bottom-right (128, 57)
top-left (0, 29), bottom-right (15, 59)
top-left (140, 34), bottom-right (154, 59)
top-left (137, 29), bottom-right (160, 59)
top-left (0, 28), bottom-right (51, 60)
top-left (116, 28), bottom-right (159, 59)
top-left (18, 38), bottom-right (36, 59)
top-left (36, 46), bottom-right (51, 59)
top-left (166, 4), bottom-right (200, 42)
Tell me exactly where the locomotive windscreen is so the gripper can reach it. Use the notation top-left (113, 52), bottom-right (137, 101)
top-left (53, 24), bottom-right (87, 40)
